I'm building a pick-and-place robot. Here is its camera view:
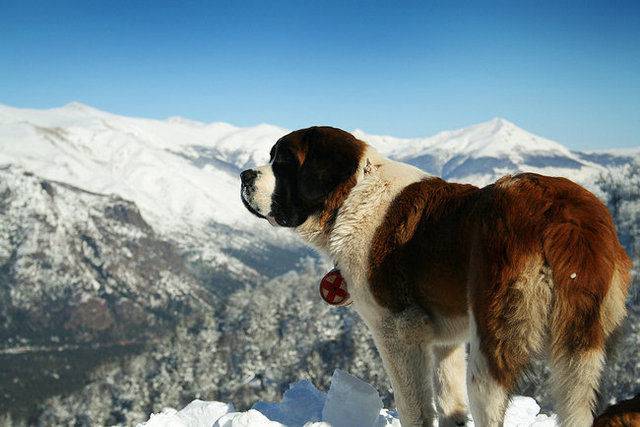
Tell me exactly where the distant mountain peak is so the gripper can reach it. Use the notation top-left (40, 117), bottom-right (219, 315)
top-left (464, 116), bottom-right (524, 136)
top-left (165, 116), bottom-right (207, 126)
top-left (439, 117), bottom-right (573, 157)
top-left (486, 116), bottom-right (513, 126)
top-left (60, 101), bottom-right (101, 112)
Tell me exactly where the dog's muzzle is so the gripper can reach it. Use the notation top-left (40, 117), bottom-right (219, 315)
top-left (240, 169), bottom-right (278, 226)
top-left (240, 169), bottom-right (262, 215)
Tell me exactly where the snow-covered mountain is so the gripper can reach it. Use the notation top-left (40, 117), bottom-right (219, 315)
top-left (355, 117), bottom-right (636, 187)
top-left (0, 102), bottom-right (284, 232)
top-left (1, 102), bottom-right (638, 288)
top-left (0, 103), bottom-right (309, 289)
top-left (0, 102), bottom-right (637, 343)
top-left (1, 102), bottom-right (637, 297)
top-left (1, 103), bottom-right (636, 240)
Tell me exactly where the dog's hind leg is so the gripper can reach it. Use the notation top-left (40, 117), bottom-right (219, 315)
top-left (548, 348), bottom-right (605, 427)
top-left (466, 318), bottom-right (510, 427)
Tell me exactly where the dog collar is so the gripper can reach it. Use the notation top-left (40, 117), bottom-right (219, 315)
top-left (319, 268), bottom-right (352, 306)
top-left (363, 158), bottom-right (373, 175)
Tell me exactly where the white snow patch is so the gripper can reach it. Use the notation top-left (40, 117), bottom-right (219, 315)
top-left (140, 401), bottom-right (234, 427)
top-left (500, 396), bottom-right (557, 427)
top-left (138, 370), bottom-right (555, 427)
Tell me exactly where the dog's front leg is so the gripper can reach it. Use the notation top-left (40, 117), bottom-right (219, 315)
top-left (433, 344), bottom-right (469, 426)
top-left (371, 313), bottom-right (437, 427)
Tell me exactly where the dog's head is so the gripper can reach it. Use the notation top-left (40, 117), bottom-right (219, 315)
top-left (240, 126), bottom-right (366, 228)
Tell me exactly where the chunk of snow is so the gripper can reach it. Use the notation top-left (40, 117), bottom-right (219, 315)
top-left (502, 396), bottom-right (557, 426)
top-left (322, 369), bottom-right (383, 427)
top-left (214, 409), bottom-right (284, 427)
top-left (179, 401), bottom-right (235, 427)
top-left (468, 396), bottom-right (557, 427)
top-left (253, 379), bottom-right (326, 425)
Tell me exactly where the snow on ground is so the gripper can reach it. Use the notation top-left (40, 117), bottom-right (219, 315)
top-left (138, 370), bottom-right (557, 427)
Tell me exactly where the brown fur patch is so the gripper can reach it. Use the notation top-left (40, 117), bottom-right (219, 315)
top-left (472, 174), bottom-right (630, 386)
top-left (318, 171), bottom-right (360, 231)
top-left (368, 177), bottom-right (478, 315)
top-left (368, 172), bottom-right (631, 389)
top-left (593, 395), bottom-right (640, 427)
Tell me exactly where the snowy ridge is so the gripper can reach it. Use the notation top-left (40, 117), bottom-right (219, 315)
top-left (354, 118), bottom-right (618, 187)
top-left (355, 118), bottom-right (573, 159)
top-left (0, 102), bottom-right (287, 233)
top-left (2, 103), bottom-right (635, 236)
top-left (0, 102), bottom-right (307, 286)
top-left (139, 370), bottom-right (556, 427)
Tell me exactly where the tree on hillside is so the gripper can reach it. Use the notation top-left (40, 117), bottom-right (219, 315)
top-left (596, 162), bottom-right (640, 403)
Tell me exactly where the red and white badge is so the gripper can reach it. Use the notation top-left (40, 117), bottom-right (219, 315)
top-left (319, 268), bottom-right (352, 306)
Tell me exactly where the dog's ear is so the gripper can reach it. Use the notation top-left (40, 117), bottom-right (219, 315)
top-left (298, 127), bottom-right (363, 207)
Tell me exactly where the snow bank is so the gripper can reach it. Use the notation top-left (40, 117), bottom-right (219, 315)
top-left (138, 370), bottom-right (556, 427)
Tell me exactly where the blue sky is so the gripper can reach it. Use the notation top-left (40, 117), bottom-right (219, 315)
top-left (1, 1), bottom-right (638, 150)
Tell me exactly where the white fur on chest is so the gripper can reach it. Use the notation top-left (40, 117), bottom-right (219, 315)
top-left (298, 147), bottom-right (427, 324)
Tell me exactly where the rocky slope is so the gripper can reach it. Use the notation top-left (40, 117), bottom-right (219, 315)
top-left (0, 165), bottom-right (216, 348)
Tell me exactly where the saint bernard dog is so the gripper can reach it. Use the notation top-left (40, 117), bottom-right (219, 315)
top-left (240, 126), bottom-right (631, 427)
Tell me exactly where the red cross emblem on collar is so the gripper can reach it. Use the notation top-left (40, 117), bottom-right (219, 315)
top-left (319, 268), bottom-right (352, 306)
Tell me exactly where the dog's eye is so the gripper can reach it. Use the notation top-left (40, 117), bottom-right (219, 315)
top-left (273, 149), bottom-right (295, 165)
top-left (273, 153), bottom-right (297, 176)
top-left (273, 158), bottom-right (292, 171)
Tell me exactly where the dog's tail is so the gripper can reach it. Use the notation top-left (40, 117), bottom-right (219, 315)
top-left (541, 193), bottom-right (632, 425)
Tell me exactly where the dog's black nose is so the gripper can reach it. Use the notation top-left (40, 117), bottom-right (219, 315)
top-left (240, 169), bottom-right (257, 185)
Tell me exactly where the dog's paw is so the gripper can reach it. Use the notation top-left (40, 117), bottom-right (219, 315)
top-left (439, 411), bottom-right (470, 427)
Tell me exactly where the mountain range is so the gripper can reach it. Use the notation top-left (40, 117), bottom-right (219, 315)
top-left (0, 101), bottom-right (637, 348)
